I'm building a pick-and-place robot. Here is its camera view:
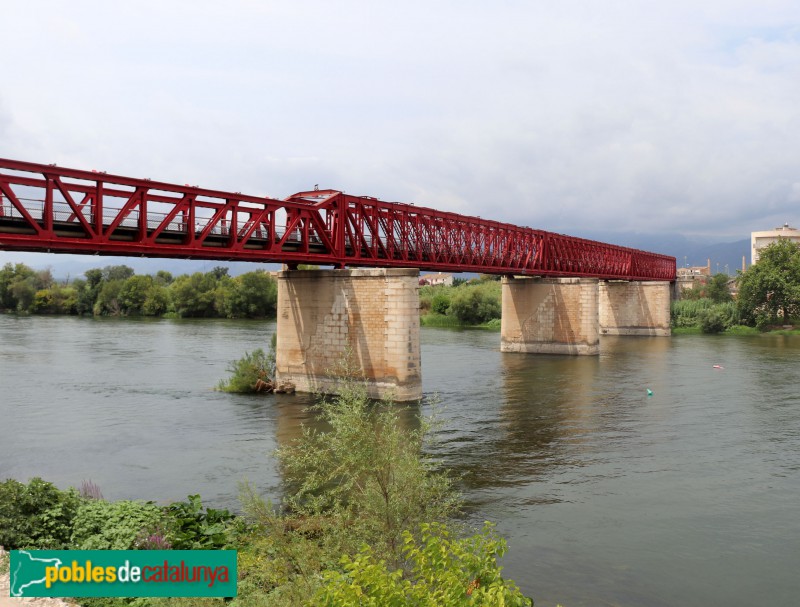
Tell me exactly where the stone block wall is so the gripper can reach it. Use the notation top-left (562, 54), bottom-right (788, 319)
top-left (599, 281), bottom-right (671, 336)
top-left (275, 268), bottom-right (421, 401)
top-left (501, 277), bottom-right (600, 355)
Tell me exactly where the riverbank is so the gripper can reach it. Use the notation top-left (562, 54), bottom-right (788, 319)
top-left (672, 324), bottom-right (800, 335)
top-left (420, 313), bottom-right (501, 330)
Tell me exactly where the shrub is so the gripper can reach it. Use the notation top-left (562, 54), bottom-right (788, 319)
top-left (431, 292), bottom-right (451, 315)
top-left (699, 308), bottom-right (728, 334)
top-left (0, 478), bottom-right (81, 549)
top-left (315, 522), bottom-right (532, 607)
top-left (165, 494), bottom-right (235, 550)
top-left (71, 499), bottom-right (164, 550)
top-left (217, 336), bottom-right (276, 393)
top-left (447, 284), bottom-right (501, 324)
top-left (671, 298), bottom-right (713, 328)
top-left (276, 374), bottom-right (459, 565)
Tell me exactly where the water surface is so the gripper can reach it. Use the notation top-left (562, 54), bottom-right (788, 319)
top-left (1, 315), bottom-right (799, 606)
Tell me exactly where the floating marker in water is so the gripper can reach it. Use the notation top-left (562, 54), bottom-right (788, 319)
top-left (646, 388), bottom-right (653, 396)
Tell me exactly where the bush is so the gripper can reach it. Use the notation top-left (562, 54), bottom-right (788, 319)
top-left (671, 299), bottom-right (713, 328)
top-left (276, 372), bottom-right (459, 566)
top-left (447, 284), bottom-right (501, 324)
top-left (431, 291), bottom-right (451, 315)
top-left (0, 478), bottom-right (81, 549)
top-left (165, 494), bottom-right (235, 549)
top-left (71, 499), bottom-right (164, 550)
top-left (699, 308), bottom-right (728, 334)
top-left (315, 522), bottom-right (532, 607)
top-left (217, 336), bottom-right (276, 393)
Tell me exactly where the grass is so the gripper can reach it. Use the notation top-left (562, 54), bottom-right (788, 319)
top-left (725, 325), bottom-right (760, 335)
top-left (672, 326), bottom-right (702, 335)
top-left (765, 327), bottom-right (800, 335)
top-left (673, 324), bottom-right (798, 336)
top-left (420, 314), bottom-right (501, 331)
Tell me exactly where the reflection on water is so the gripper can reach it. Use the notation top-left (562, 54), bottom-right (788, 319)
top-left (2, 317), bottom-right (800, 606)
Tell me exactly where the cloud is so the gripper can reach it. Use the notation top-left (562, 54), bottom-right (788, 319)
top-left (2, 0), bottom-right (800, 244)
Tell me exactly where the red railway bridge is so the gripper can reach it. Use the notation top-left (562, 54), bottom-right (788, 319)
top-left (0, 157), bottom-right (676, 401)
top-left (0, 158), bottom-right (675, 280)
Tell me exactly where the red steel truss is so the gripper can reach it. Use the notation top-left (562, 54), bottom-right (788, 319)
top-left (0, 158), bottom-right (676, 280)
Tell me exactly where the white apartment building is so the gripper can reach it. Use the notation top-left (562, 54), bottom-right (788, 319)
top-left (751, 223), bottom-right (800, 264)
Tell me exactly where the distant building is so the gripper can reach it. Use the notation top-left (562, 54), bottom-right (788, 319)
top-left (419, 272), bottom-right (454, 286)
top-left (674, 262), bottom-right (710, 299)
top-left (751, 223), bottom-right (800, 264)
top-left (676, 264), bottom-right (711, 278)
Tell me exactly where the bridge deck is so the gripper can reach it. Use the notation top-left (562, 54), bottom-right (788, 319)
top-left (0, 158), bottom-right (676, 280)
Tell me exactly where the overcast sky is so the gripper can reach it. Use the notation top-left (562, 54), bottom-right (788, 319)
top-left (3, 0), bottom-right (800, 252)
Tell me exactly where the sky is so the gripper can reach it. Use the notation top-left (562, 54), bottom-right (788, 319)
top-left (3, 0), bottom-right (800, 272)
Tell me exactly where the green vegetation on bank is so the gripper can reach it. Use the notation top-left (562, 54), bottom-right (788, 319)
top-left (1, 372), bottom-right (533, 606)
top-left (0, 263), bottom-right (277, 318)
top-left (674, 240), bottom-right (800, 334)
top-left (0, 262), bottom-right (509, 327)
top-left (0, 478), bottom-right (235, 553)
top-left (420, 276), bottom-right (502, 329)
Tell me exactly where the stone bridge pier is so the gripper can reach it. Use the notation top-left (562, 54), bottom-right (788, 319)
top-left (598, 280), bottom-right (672, 336)
top-left (501, 277), bottom-right (671, 355)
top-left (500, 277), bottom-right (601, 355)
top-left (274, 268), bottom-right (422, 401)
top-left (275, 270), bottom-right (672, 401)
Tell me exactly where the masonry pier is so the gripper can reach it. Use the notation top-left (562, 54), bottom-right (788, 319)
top-left (275, 268), bottom-right (422, 401)
top-left (500, 277), bottom-right (600, 355)
top-left (598, 281), bottom-right (671, 336)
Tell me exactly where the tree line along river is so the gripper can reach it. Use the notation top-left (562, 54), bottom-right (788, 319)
top-left (1, 314), bottom-right (799, 606)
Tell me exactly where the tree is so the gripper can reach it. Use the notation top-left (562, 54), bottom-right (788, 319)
top-left (737, 239), bottom-right (800, 325)
top-left (102, 265), bottom-right (135, 282)
top-left (155, 270), bottom-right (173, 285)
top-left (210, 266), bottom-right (230, 280)
top-left (170, 271), bottom-right (227, 317)
top-left (142, 283), bottom-right (170, 316)
top-left (221, 270), bottom-right (278, 318)
top-left (32, 285), bottom-right (78, 314)
top-left (75, 268), bottom-right (104, 315)
top-left (0, 263), bottom-right (35, 310)
top-left (93, 279), bottom-right (126, 316)
top-left (119, 275), bottom-right (153, 315)
top-left (447, 283), bottom-right (501, 324)
top-left (706, 273), bottom-right (733, 303)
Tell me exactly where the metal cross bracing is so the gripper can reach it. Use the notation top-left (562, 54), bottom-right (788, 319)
top-left (0, 158), bottom-right (676, 280)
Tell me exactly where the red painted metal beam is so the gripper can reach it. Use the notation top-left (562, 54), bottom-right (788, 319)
top-left (0, 158), bottom-right (676, 280)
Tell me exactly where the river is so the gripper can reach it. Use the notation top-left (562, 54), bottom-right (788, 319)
top-left (1, 315), bottom-right (799, 606)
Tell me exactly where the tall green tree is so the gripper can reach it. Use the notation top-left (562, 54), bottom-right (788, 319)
top-left (706, 273), bottom-right (733, 303)
top-left (737, 239), bottom-right (800, 324)
top-left (681, 273), bottom-right (732, 302)
top-left (93, 279), bottom-right (126, 316)
top-left (75, 268), bottom-right (104, 315)
top-left (170, 271), bottom-right (228, 317)
top-left (102, 265), bottom-right (135, 282)
top-left (222, 270), bottom-right (277, 318)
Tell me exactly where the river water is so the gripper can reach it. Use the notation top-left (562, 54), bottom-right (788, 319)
top-left (1, 315), bottom-right (799, 606)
